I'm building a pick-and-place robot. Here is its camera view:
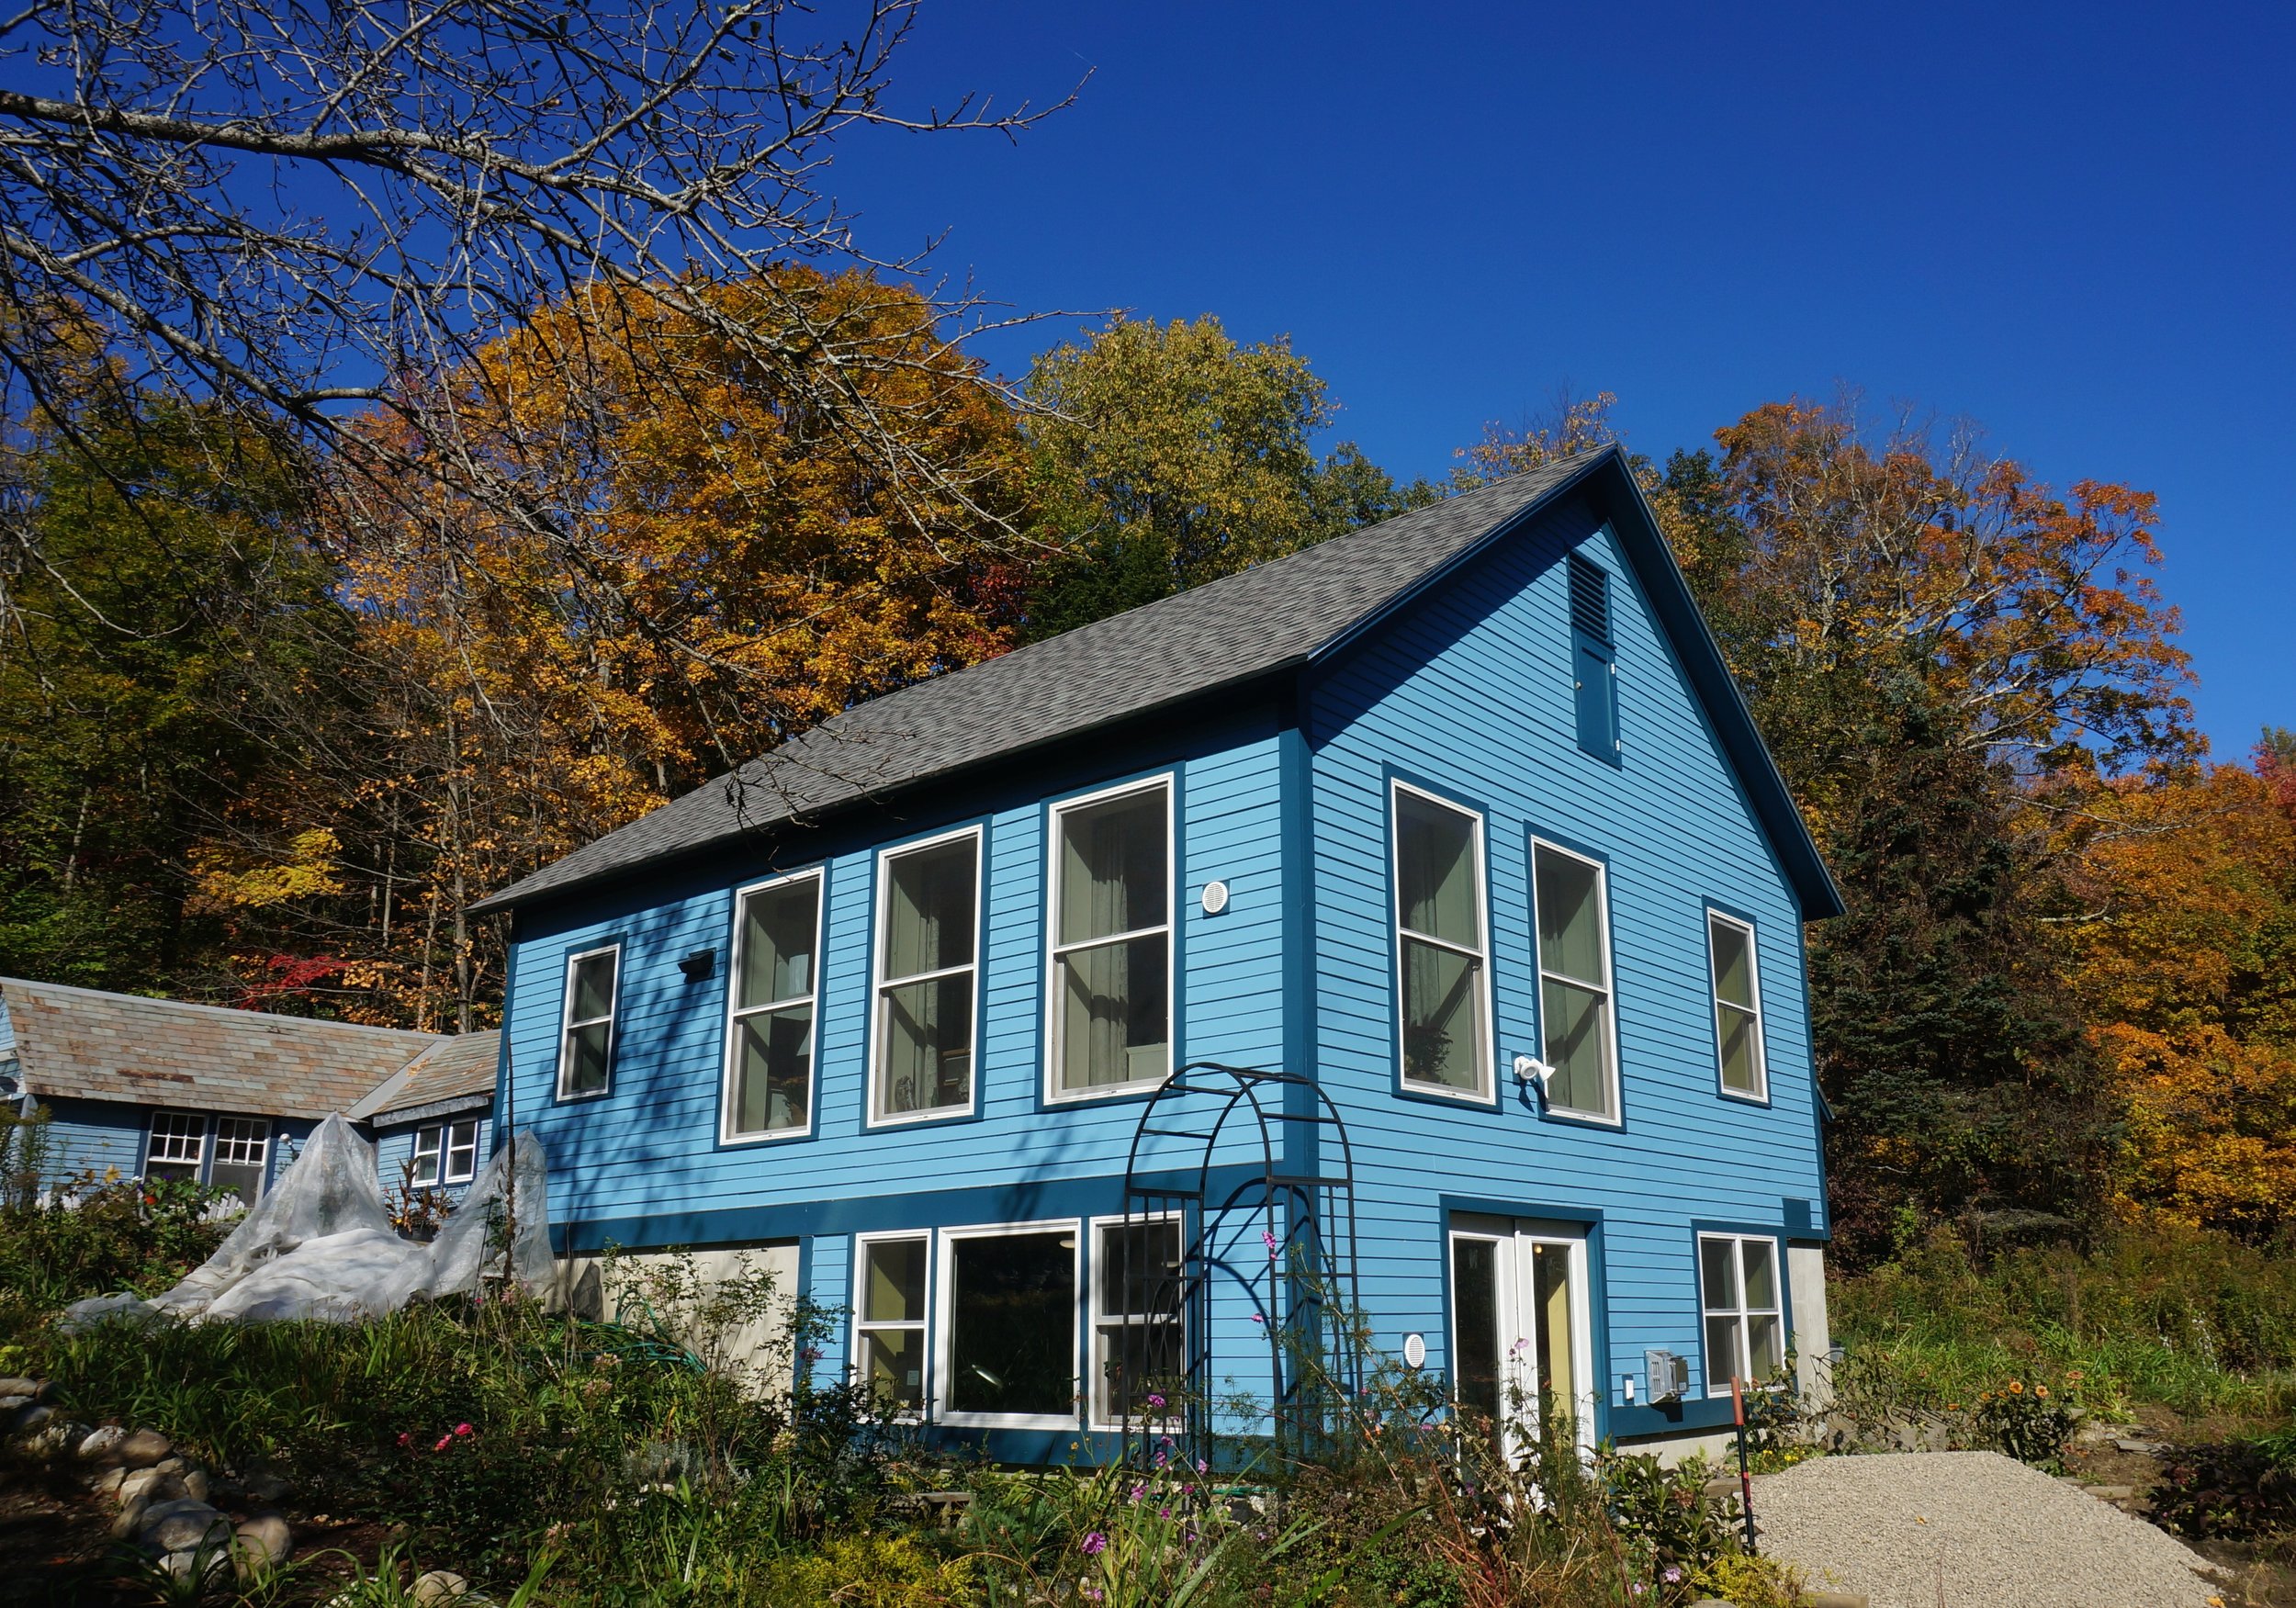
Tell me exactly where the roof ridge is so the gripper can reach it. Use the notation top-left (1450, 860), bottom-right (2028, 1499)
top-left (0, 976), bottom-right (448, 1044)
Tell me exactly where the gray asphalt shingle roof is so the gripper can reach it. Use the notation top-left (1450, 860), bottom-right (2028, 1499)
top-left (353, 1029), bottom-right (502, 1122)
top-left (0, 976), bottom-right (449, 1119)
top-left (473, 452), bottom-right (1611, 914)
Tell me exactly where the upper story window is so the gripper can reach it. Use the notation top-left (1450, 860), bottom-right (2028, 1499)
top-left (145, 1110), bottom-right (206, 1183)
top-left (1049, 779), bottom-right (1172, 1100)
top-left (873, 829), bottom-right (980, 1123)
top-left (557, 944), bottom-right (620, 1099)
top-left (1531, 841), bottom-right (1619, 1121)
top-left (726, 871), bottom-right (824, 1139)
top-left (209, 1117), bottom-right (270, 1205)
top-left (1707, 912), bottom-right (1768, 1100)
top-left (1392, 782), bottom-right (1491, 1100)
top-left (1698, 1232), bottom-right (1784, 1392)
top-left (411, 1117), bottom-right (481, 1187)
top-left (1568, 552), bottom-right (1619, 763)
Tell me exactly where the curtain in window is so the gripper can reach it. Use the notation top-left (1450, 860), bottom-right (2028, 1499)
top-left (736, 879), bottom-right (819, 1132)
top-left (1535, 849), bottom-right (1614, 1116)
top-left (881, 839), bottom-right (975, 1113)
top-left (1056, 790), bottom-right (1168, 1091)
top-left (1397, 793), bottom-right (1484, 1091)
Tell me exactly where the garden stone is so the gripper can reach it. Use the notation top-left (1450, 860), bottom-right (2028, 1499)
top-left (110, 1496), bottom-right (149, 1541)
top-left (11, 1400), bottom-right (54, 1434)
top-left (116, 1428), bottom-right (172, 1467)
top-left (119, 1466), bottom-right (172, 1503)
top-left (181, 1469), bottom-right (211, 1501)
top-left (140, 1497), bottom-right (231, 1553)
top-left (234, 1512), bottom-right (292, 1572)
top-left (152, 1455), bottom-right (186, 1474)
top-left (411, 1569), bottom-right (471, 1606)
top-left (243, 1469), bottom-right (290, 1503)
top-left (93, 1467), bottom-right (129, 1497)
top-left (0, 1375), bottom-right (37, 1398)
top-left (27, 1420), bottom-right (82, 1458)
top-left (78, 1424), bottom-right (127, 1462)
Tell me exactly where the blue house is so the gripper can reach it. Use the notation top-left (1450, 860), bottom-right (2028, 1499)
top-left (472, 446), bottom-right (1841, 1461)
top-left (0, 976), bottom-right (499, 1207)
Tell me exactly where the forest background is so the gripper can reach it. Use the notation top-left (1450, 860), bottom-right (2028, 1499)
top-left (0, 0), bottom-right (2287, 1274)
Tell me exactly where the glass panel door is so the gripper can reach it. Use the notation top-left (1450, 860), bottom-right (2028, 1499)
top-left (1449, 1218), bottom-right (1594, 1459)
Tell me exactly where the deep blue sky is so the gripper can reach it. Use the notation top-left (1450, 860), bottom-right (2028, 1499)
top-left (830, 0), bottom-right (2292, 759)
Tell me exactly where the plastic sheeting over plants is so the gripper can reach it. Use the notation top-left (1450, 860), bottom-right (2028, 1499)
top-left (63, 1114), bottom-right (551, 1327)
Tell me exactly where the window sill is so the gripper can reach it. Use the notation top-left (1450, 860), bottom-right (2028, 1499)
top-left (865, 1104), bottom-right (977, 1131)
top-left (935, 1411), bottom-right (1082, 1433)
top-left (1044, 1079), bottom-right (1166, 1107)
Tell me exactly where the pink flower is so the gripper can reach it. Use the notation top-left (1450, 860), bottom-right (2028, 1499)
top-left (434, 1435), bottom-right (453, 1452)
top-left (1196, 1457), bottom-right (1208, 1474)
top-left (1146, 1392), bottom-right (1166, 1410)
top-left (396, 1432), bottom-right (412, 1448)
top-left (454, 1422), bottom-right (473, 1437)
top-left (1080, 1531), bottom-right (1108, 1556)
top-left (1263, 1230), bottom-right (1278, 1258)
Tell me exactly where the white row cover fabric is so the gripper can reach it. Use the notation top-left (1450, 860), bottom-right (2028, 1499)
top-left (64, 1113), bottom-right (551, 1328)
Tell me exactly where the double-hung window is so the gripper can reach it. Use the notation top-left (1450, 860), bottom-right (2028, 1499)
top-left (209, 1117), bottom-right (270, 1204)
top-left (1049, 780), bottom-right (1172, 1099)
top-left (1531, 841), bottom-right (1619, 1120)
top-left (873, 830), bottom-right (980, 1122)
top-left (1090, 1216), bottom-right (1184, 1427)
top-left (1392, 782), bottom-right (1491, 1098)
top-left (853, 1233), bottom-right (929, 1414)
top-left (1708, 912), bottom-right (1767, 1100)
top-left (1698, 1233), bottom-right (1784, 1392)
top-left (411, 1118), bottom-right (480, 1187)
top-left (145, 1110), bottom-right (207, 1184)
top-left (938, 1221), bottom-right (1081, 1428)
top-left (557, 945), bottom-right (620, 1099)
top-left (727, 871), bottom-right (824, 1139)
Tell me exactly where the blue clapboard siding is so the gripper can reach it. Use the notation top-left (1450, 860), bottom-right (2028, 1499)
top-left (30, 1097), bottom-right (317, 1199)
top-left (502, 712), bottom-right (1291, 1295)
top-left (373, 1115), bottom-right (498, 1200)
top-left (1305, 492), bottom-right (1824, 1439)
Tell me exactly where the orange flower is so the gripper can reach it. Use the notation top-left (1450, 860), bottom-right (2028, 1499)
top-left (2067, 1370), bottom-right (2085, 1383)
top-left (2036, 1386), bottom-right (2050, 1400)
top-left (2007, 1380), bottom-right (2025, 1395)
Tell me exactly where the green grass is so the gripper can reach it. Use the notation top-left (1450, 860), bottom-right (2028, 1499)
top-left (1831, 1224), bottom-right (2296, 1424)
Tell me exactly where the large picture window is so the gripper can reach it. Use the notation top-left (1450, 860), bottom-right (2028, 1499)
top-left (1698, 1233), bottom-right (1784, 1392)
top-left (1090, 1217), bottom-right (1184, 1427)
top-left (727, 871), bottom-right (823, 1139)
top-left (1708, 912), bottom-right (1767, 1100)
top-left (556, 945), bottom-right (620, 1099)
top-left (1392, 783), bottom-right (1491, 1098)
top-left (872, 831), bottom-right (979, 1122)
top-left (853, 1233), bottom-right (929, 1415)
top-left (145, 1110), bottom-right (206, 1183)
top-left (209, 1117), bottom-right (270, 1204)
top-left (938, 1223), bottom-right (1080, 1427)
top-left (1049, 780), bottom-right (1172, 1099)
top-left (1531, 842), bottom-right (1618, 1120)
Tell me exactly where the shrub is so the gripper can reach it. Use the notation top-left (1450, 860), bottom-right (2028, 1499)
top-left (2153, 1432), bottom-right (2296, 1544)
top-left (0, 1127), bottom-right (238, 1321)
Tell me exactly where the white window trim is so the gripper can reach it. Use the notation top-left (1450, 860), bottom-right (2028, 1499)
top-left (1446, 1225), bottom-right (1510, 1417)
top-left (145, 1109), bottom-right (208, 1179)
top-left (210, 1116), bottom-right (270, 1185)
top-left (721, 867), bottom-right (828, 1144)
top-left (1529, 836), bottom-right (1625, 1126)
top-left (555, 942), bottom-right (621, 1101)
top-left (1706, 908), bottom-right (1769, 1103)
top-left (933, 1218), bottom-right (1085, 1432)
top-left (441, 1116), bottom-right (478, 1185)
top-left (1043, 775), bottom-right (1177, 1106)
top-left (1086, 1211), bottom-right (1187, 1432)
top-left (1390, 779), bottom-right (1496, 1104)
top-left (1697, 1231), bottom-right (1784, 1397)
top-left (410, 1125), bottom-right (445, 1188)
top-left (868, 826), bottom-right (985, 1129)
top-left (851, 1230), bottom-right (932, 1422)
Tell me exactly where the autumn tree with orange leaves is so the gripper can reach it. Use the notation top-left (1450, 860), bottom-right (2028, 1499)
top-left (194, 267), bottom-right (1033, 1029)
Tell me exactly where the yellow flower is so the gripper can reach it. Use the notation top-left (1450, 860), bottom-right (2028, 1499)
top-left (2007, 1380), bottom-right (2025, 1395)
top-left (2036, 1386), bottom-right (2050, 1400)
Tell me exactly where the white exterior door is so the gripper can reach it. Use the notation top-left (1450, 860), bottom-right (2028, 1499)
top-left (1448, 1216), bottom-right (1596, 1457)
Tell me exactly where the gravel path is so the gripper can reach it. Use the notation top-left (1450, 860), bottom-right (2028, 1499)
top-left (1751, 1451), bottom-right (2223, 1608)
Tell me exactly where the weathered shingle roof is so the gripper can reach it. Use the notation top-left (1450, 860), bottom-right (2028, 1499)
top-left (0, 977), bottom-right (447, 1120)
top-left (474, 453), bottom-right (1610, 914)
top-left (352, 1029), bottom-right (502, 1123)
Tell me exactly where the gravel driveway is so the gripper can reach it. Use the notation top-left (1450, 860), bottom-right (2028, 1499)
top-left (1751, 1451), bottom-right (2223, 1608)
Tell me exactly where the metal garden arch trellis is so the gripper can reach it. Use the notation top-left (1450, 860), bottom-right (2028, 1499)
top-left (1114, 1062), bottom-right (1361, 1470)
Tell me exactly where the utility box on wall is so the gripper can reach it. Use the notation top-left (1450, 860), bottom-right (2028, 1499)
top-left (1644, 1348), bottom-right (1690, 1404)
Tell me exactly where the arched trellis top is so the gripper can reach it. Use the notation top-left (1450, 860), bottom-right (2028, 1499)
top-left (1116, 1063), bottom-right (1362, 1469)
